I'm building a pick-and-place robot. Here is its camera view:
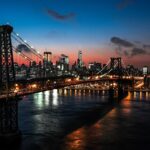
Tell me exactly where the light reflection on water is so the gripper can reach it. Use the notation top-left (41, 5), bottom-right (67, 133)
top-left (52, 89), bottom-right (58, 106)
top-left (19, 88), bottom-right (109, 136)
top-left (33, 90), bottom-right (59, 109)
top-left (19, 89), bottom-right (150, 150)
top-left (44, 91), bottom-right (50, 106)
top-left (129, 91), bottom-right (150, 101)
top-left (33, 92), bottom-right (44, 109)
top-left (61, 91), bottom-right (150, 150)
top-left (64, 128), bottom-right (86, 150)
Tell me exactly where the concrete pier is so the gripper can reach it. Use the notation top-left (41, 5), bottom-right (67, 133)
top-left (0, 97), bottom-right (21, 147)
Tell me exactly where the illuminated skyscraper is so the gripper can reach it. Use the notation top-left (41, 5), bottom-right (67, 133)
top-left (43, 51), bottom-right (53, 77)
top-left (78, 50), bottom-right (83, 68)
top-left (56, 54), bottom-right (69, 75)
top-left (143, 66), bottom-right (148, 75)
top-left (44, 52), bottom-right (52, 63)
top-left (60, 54), bottom-right (69, 64)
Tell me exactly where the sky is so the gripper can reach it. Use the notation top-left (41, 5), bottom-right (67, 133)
top-left (0, 0), bottom-right (150, 67)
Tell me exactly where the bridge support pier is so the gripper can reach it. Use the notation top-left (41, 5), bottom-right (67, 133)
top-left (118, 87), bottom-right (124, 99)
top-left (117, 78), bottom-right (126, 100)
top-left (0, 97), bottom-right (21, 146)
top-left (144, 75), bottom-right (150, 89)
top-left (108, 87), bottom-right (115, 103)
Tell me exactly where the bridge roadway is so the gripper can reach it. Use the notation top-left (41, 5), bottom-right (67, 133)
top-left (14, 75), bottom-right (143, 84)
top-left (0, 76), bottom-right (142, 100)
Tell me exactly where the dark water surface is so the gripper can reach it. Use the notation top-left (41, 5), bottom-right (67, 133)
top-left (17, 89), bottom-right (150, 150)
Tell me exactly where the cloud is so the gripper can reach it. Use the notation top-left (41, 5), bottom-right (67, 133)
top-left (111, 37), bottom-right (134, 47)
top-left (110, 36), bottom-right (150, 57)
top-left (131, 48), bottom-right (148, 56)
top-left (117, 0), bottom-right (135, 10)
top-left (143, 44), bottom-right (150, 49)
top-left (46, 8), bottom-right (75, 21)
top-left (16, 44), bottom-right (30, 53)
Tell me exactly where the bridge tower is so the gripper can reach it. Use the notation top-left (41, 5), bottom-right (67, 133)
top-left (110, 57), bottom-right (125, 99)
top-left (0, 25), bottom-right (15, 93)
top-left (110, 57), bottom-right (122, 77)
top-left (0, 25), bottom-right (21, 143)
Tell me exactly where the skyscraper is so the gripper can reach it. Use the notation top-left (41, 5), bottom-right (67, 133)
top-left (44, 52), bottom-right (52, 63)
top-left (60, 54), bottom-right (69, 64)
top-left (43, 51), bottom-right (53, 77)
top-left (78, 50), bottom-right (83, 68)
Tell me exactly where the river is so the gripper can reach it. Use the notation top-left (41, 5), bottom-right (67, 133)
top-left (16, 89), bottom-right (150, 150)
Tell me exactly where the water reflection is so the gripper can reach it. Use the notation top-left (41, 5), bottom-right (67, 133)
top-left (64, 89), bottom-right (67, 96)
top-left (33, 90), bottom-right (59, 109)
top-left (62, 91), bottom-right (150, 150)
top-left (125, 91), bottom-right (150, 102)
top-left (146, 92), bottom-right (149, 100)
top-left (64, 128), bottom-right (86, 150)
top-left (52, 89), bottom-right (58, 106)
top-left (33, 92), bottom-right (44, 109)
top-left (58, 89), bottom-right (63, 95)
top-left (44, 91), bottom-right (50, 106)
top-left (133, 91), bottom-right (137, 99)
top-left (125, 92), bottom-right (131, 101)
top-left (75, 89), bottom-right (77, 96)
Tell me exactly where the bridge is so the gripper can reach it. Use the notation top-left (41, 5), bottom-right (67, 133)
top-left (0, 25), bottom-right (147, 143)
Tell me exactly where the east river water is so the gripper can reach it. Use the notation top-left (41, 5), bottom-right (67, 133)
top-left (13, 88), bottom-right (150, 150)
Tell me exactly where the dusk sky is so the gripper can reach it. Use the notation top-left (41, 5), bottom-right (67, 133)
top-left (0, 0), bottom-right (150, 67)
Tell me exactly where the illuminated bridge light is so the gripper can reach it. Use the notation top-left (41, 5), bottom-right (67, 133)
top-left (110, 75), bottom-right (113, 79)
top-left (32, 84), bottom-right (37, 88)
top-left (88, 77), bottom-right (90, 80)
top-left (95, 76), bottom-right (99, 80)
top-left (66, 79), bottom-right (71, 82)
top-left (76, 77), bottom-right (80, 81)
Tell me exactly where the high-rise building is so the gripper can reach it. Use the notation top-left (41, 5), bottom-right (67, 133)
top-left (60, 54), bottom-right (69, 64)
top-left (143, 66), bottom-right (148, 75)
top-left (88, 62), bottom-right (102, 73)
top-left (56, 54), bottom-right (69, 75)
top-left (44, 52), bottom-right (52, 63)
top-left (78, 50), bottom-right (82, 61)
top-left (43, 52), bottom-right (53, 77)
top-left (77, 50), bottom-right (83, 68)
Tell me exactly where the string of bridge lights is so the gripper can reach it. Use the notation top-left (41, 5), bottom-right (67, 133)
top-left (12, 36), bottom-right (34, 62)
top-left (12, 46), bottom-right (33, 62)
top-left (12, 31), bottom-right (43, 60)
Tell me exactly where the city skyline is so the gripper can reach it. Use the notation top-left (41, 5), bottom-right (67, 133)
top-left (0, 0), bottom-right (150, 67)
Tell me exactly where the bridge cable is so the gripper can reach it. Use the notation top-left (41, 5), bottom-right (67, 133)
top-left (12, 32), bottom-right (43, 60)
top-left (11, 35), bottom-right (43, 61)
top-left (96, 59), bottom-right (111, 74)
top-left (12, 46), bottom-right (33, 62)
top-left (100, 62), bottom-right (118, 77)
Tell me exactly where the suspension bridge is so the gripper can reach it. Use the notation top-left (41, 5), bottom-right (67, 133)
top-left (0, 25), bottom-right (147, 142)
